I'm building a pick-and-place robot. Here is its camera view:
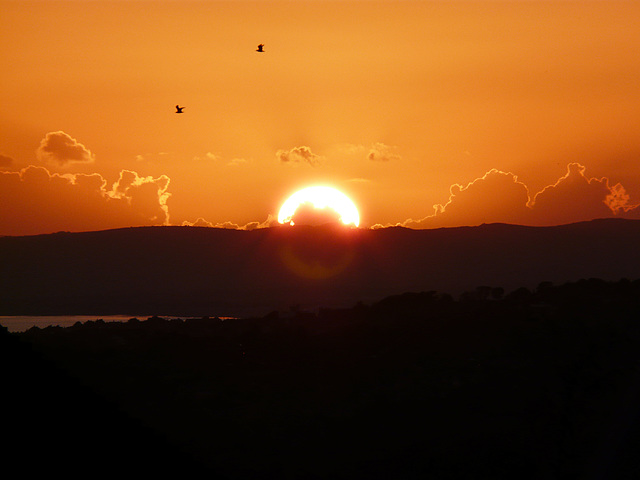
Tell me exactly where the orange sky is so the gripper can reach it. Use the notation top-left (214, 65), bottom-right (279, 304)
top-left (2, 0), bottom-right (640, 235)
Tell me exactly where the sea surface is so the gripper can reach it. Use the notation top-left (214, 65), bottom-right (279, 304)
top-left (0, 315), bottom-right (230, 333)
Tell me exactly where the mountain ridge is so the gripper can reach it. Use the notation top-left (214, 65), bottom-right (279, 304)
top-left (1, 218), bottom-right (638, 316)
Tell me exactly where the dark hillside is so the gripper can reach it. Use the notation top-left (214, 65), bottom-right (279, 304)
top-left (1, 219), bottom-right (639, 316)
top-left (8, 278), bottom-right (640, 479)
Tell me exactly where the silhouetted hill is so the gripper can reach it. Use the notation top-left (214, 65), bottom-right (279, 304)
top-left (1, 324), bottom-right (211, 477)
top-left (1, 218), bottom-right (639, 316)
top-left (9, 278), bottom-right (640, 479)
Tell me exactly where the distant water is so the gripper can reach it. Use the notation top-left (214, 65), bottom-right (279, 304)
top-left (0, 315), bottom-right (234, 333)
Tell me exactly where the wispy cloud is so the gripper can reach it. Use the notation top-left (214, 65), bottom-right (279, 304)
top-left (227, 158), bottom-right (248, 167)
top-left (368, 143), bottom-right (401, 162)
top-left (181, 217), bottom-right (214, 228)
top-left (182, 214), bottom-right (279, 231)
top-left (333, 143), bottom-right (401, 162)
top-left (193, 152), bottom-right (222, 162)
top-left (193, 152), bottom-right (248, 167)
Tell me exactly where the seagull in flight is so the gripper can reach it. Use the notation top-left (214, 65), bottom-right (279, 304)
top-left (256, 44), bottom-right (264, 52)
top-left (175, 105), bottom-right (185, 113)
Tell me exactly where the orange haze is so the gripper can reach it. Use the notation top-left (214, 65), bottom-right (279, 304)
top-left (2, 1), bottom-right (640, 235)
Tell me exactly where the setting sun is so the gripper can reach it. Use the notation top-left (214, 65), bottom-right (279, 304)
top-left (278, 186), bottom-right (360, 227)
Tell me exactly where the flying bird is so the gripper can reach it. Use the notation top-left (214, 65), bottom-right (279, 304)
top-left (256, 44), bottom-right (264, 52)
top-left (175, 105), bottom-right (184, 113)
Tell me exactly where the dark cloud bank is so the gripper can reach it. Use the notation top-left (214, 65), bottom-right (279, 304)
top-left (394, 163), bottom-right (639, 229)
top-left (0, 166), bottom-right (170, 236)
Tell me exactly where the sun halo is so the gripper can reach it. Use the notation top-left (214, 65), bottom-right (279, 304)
top-left (278, 186), bottom-right (360, 227)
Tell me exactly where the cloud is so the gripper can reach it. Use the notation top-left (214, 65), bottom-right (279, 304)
top-left (182, 217), bottom-right (215, 227)
top-left (606, 183), bottom-right (635, 214)
top-left (227, 158), bottom-right (248, 167)
top-left (192, 152), bottom-right (248, 166)
top-left (277, 146), bottom-right (321, 166)
top-left (368, 143), bottom-right (400, 162)
top-left (135, 152), bottom-right (171, 163)
top-left (182, 218), bottom-right (241, 229)
top-left (0, 154), bottom-right (13, 168)
top-left (181, 214), bottom-right (279, 231)
top-left (176, 163), bottom-right (640, 232)
top-left (243, 214), bottom-right (280, 230)
top-left (529, 163), bottom-right (640, 225)
top-left (36, 131), bottom-right (95, 166)
top-left (400, 163), bottom-right (640, 229)
top-left (369, 223), bottom-right (388, 230)
top-left (0, 165), bottom-right (171, 236)
top-left (404, 169), bottom-right (532, 228)
top-left (193, 152), bottom-right (221, 162)
top-left (333, 143), bottom-right (400, 162)
top-left (110, 170), bottom-right (171, 224)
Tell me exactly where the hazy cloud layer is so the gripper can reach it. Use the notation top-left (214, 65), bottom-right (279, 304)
top-left (193, 152), bottom-right (248, 166)
top-left (0, 165), bottom-right (170, 236)
top-left (400, 163), bottom-right (640, 229)
top-left (36, 131), bottom-right (95, 166)
top-left (227, 158), bottom-right (248, 167)
top-left (195, 152), bottom-right (221, 162)
top-left (368, 143), bottom-right (400, 162)
top-left (333, 143), bottom-right (400, 163)
top-left (277, 146), bottom-right (321, 166)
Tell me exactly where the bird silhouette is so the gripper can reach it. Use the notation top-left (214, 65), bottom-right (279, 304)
top-left (175, 105), bottom-right (184, 113)
top-left (256, 44), bottom-right (264, 52)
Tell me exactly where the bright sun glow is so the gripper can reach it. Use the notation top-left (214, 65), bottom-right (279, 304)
top-left (278, 186), bottom-right (360, 227)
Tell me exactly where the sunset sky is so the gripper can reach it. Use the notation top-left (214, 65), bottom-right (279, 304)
top-left (2, 0), bottom-right (640, 236)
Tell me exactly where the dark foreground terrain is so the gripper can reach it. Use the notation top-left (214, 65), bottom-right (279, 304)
top-left (5, 278), bottom-right (640, 479)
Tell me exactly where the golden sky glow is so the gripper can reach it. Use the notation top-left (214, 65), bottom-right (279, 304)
top-left (2, 0), bottom-right (640, 235)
